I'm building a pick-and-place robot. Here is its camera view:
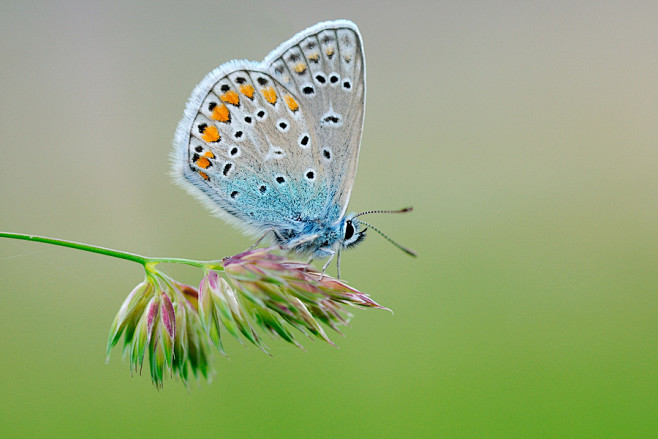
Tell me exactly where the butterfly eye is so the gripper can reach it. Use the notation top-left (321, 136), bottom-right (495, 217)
top-left (344, 220), bottom-right (355, 240)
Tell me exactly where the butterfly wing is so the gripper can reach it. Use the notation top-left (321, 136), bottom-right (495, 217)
top-left (263, 20), bottom-right (366, 222)
top-left (172, 20), bottom-right (365, 241)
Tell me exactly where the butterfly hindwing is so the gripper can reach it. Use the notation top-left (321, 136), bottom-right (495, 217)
top-left (173, 61), bottom-right (329, 236)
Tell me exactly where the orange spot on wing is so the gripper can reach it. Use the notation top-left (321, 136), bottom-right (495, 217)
top-left (294, 62), bottom-right (306, 73)
top-left (261, 87), bottom-right (277, 104)
top-left (211, 103), bottom-right (230, 122)
top-left (284, 95), bottom-right (299, 112)
top-left (240, 84), bottom-right (254, 99)
top-left (204, 150), bottom-right (215, 159)
top-left (201, 125), bottom-right (221, 143)
top-left (308, 53), bottom-right (319, 62)
top-left (199, 171), bottom-right (209, 180)
top-left (196, 156), bottom-right (211, 169)
top-left (325, 47), bottom-right (334, 57)
top-left (220, 90), bottom-right (239, 106)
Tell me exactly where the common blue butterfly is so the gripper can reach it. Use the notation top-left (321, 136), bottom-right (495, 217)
top-left (172, 20), bottom-right (413, 274)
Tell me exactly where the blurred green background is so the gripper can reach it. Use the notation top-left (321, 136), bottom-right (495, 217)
top-left (1, 1), bottom-right (656, 437)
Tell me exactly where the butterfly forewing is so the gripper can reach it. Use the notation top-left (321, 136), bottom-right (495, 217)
top-left (265, 21), bottom-right (365, 221)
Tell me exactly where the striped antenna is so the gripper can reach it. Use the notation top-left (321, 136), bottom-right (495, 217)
top-left (358, 220), bottom-right (417, 257)
top-left (354, 206), bottom-right (413, 218)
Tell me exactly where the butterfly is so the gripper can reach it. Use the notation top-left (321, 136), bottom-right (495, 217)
top-left (172, 19), bottom-right (414, 275)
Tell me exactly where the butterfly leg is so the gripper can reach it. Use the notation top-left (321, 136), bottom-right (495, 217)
top-left (336, 249), bottom-right (342, 279)
top-left (247, 228), bottom-right (274, 251)
top-left (285, 233), bottom-right (320, 250)
top-left (320, 250), bottom-right (336, 280)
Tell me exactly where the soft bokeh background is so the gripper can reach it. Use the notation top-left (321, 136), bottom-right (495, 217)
top-left (1, 1), bottom-right (656, 437)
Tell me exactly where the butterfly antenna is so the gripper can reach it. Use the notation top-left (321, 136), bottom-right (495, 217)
top-left (354, 206), bottom-right (413, 218)
top-left (358, 220), bottom-right (417, 257)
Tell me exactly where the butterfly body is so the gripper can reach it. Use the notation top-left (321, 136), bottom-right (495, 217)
top-left (172, 20), bottom-right (366, 259)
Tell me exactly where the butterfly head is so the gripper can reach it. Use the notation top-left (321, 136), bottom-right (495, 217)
top-left (342, 214), bottom-right (367, 249)
top-left (290, 208), bottom-right (415, 259)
